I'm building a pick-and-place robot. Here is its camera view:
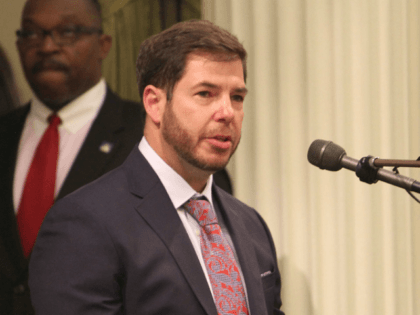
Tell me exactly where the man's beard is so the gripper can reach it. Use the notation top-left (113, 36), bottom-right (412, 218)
top-left (161, 102), bottom-right (239, 172)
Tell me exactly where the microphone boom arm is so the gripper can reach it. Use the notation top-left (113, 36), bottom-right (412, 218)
top-left (307, 139), bottom-right (420, 194)
top-left (341, 154), bottom-right (420, 193)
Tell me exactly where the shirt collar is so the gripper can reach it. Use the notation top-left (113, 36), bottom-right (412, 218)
top-left (30, 78), bottom-right (107, 133)
top-left (139, 137), bottom-right (214, 210)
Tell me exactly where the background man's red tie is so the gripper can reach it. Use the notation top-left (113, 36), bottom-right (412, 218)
top-left (17, 114), bottom-right (61, 257)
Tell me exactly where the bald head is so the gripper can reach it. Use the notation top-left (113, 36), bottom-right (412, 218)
top-left (17, 0), bottom-right (111, 110)
top-left (22, 0), bottom-right (102, 29)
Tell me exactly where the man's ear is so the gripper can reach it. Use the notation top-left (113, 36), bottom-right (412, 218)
top-left (99, 34), bottom-right (112, 60)
top-left (143, 85), bottom-right (166, 124)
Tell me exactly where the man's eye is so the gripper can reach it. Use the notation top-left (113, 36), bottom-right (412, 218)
top-left (58, 28), bottom-right (76, 38)
top-left (197, 91), bottom-right (211, 97)
top-left (232, 95), bottom-right (244, 102)
top-left (22, 30), bottom-right (38, 39)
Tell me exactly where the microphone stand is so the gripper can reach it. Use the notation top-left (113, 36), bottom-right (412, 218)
top-left (356, 156), bottom-right (420, 202)
top-left (373, 158), bottom-right (420, 168)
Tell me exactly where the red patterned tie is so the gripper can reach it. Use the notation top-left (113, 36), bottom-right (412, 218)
top-left (17, 114), bottom-right (61, 257)
top-left (185, 198), bottom-right (249, 315)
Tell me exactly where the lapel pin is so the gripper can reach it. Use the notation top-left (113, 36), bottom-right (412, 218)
top-left (99, 141), bottom-right (114, 154)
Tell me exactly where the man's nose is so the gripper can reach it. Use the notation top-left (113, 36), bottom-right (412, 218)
top-left (38, 34), bottom-right (60, 53)
top-left (214, 96), bottom-right (235, 122)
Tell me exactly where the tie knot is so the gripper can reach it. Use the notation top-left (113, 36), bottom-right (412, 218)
top-left (48, 114), bottom-right (61, 127)
top-left (184, 198), bottom-right (218, 227)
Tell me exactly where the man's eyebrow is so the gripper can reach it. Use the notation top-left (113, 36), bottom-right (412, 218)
top-left (233, 87), bottom-right (248, 94)
top-left (22, 14), bottom-right (80, 25)
top-left (21, 19), bottom-right (38, 25)
top-left (193, 82), bottom-right (248, 94)
top-left (193, 82), bottom-right (218, 89)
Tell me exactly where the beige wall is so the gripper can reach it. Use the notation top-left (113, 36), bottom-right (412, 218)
top-left (204, 1), bottom-right (420, 315)
top-left (1, 0), bottom-right (32, 105)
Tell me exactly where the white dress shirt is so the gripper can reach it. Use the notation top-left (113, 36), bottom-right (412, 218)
top-left (139, 137), bottom-right (249, 306)
top-left (13, 79), bottom-right (107, 213)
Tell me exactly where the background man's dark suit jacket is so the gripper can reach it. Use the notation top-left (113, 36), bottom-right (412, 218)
top-left (29, 146), bottom-right (284, 315)
top-left (0, 88), bottom-right (234, 314)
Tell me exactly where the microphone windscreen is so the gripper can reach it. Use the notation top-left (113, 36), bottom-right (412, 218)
top-left (307, 140), bottom-right (346, 171)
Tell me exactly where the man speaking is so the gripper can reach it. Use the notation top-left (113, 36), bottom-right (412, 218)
top-left (29, 19), bottom-right (284, 315)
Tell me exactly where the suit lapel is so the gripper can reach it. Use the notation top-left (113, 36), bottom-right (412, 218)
top-left (58, 89), bottom-right (126, 199)
top-left (124, 149), bottom-right (218, 315)
top-left (214, 188), bottom-right (269, 315)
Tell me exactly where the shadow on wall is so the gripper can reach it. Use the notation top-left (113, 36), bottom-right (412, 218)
top-left (279, 256), bottom-right (315, 315)
top-left (0, 44), bottom-right (20, 117)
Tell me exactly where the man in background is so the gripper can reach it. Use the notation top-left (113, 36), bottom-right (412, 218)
top-left (29, 19), bottom-right (284, 315)
top-left (0, 0), bottom-right (231, 313)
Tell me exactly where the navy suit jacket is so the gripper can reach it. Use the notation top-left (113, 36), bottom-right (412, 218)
top-left (0, 88), bottom-right (234, 314)
top-left (29, 147), bottom-right (284, 314)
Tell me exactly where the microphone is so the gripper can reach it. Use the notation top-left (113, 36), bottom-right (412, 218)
top-left (307, 139), bottom-right (420, 193)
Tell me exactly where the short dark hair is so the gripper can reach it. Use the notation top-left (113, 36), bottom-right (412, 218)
top-left (135, 19), bottom-right (247, 106)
